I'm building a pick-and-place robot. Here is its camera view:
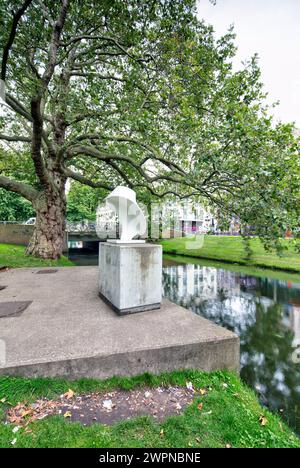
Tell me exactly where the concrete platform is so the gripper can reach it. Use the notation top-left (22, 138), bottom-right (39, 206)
top-left (0, 267), bottom-right (239, 379)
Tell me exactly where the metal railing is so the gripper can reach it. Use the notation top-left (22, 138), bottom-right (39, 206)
top-left (66, 221), bottom-right (96, 232)
top-left (0, 221), bottom-right (20, 224)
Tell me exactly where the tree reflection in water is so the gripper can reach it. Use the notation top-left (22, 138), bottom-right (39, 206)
top-left (163, 262), bottom-right (300, 434)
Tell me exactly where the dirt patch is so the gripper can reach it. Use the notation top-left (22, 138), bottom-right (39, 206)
top-left (7, 386), bottom-right (197, 427)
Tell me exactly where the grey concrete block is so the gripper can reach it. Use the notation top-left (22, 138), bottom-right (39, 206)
top-left (99, 243), bottom-right (162, 314)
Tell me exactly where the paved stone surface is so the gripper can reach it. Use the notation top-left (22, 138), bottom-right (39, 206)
top-left (0, 267), bottom-right (239, 379)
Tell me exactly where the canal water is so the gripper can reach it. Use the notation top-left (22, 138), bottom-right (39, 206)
top-left (69, 249), bottom-right (300, 434)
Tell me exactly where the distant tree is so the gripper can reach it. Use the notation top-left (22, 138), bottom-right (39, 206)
top-left (66, 181), bottom-right (106, 221)
top-left (0, 188), bottom-right (34, 221)
top-left (0, 148), bottom-right (36, 220)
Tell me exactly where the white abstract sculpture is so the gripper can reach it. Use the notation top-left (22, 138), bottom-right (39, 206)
top-left (105, 186), bottom-right (147, 242)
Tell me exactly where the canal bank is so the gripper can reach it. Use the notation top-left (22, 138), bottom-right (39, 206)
top-left (68, 248), bottom-right (300, 436)
top-left (162, 255), bottom-right (300, 435)
top-left (161, 236), bottom-right (300, 274)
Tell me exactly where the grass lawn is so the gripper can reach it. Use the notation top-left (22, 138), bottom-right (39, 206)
top-left (0, 370), bottom-right (299, 448)
top-left (0, 243), bottom-right (73, 268)
top-left (161, 236), bottom-right (300, 273)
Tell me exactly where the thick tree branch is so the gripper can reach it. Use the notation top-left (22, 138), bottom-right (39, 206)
top-left (0, 133), bottom-right (31, 142)
top-left (42, 0), bottom-right (69, 86)
top-left (27, 0), bottom-right (69, 188)
top-left (30, 100), bottom-right (48, 187)
top-left (66, 144), bottom-right (205, 195)
top-left (0, 174), bottom-right (38, 202)
top-left (67, 134), bottom-right (187, 176)
top-left (1, 0), bottom-right (33, 82)
top-left (62, 166), bottom-right (113, 190)
top-left (4, 93), bottom-right (33, 121)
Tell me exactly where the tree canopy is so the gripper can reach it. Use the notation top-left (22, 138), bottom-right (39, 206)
top-left (0, 0), bottom-right (299, 257)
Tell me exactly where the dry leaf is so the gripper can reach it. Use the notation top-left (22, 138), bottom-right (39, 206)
top-left (64, 411), bottom-right (72, 418)
top-left (103, 399), bottom-right (114, 411)
top-left (186, 381), bottom-right (194, 392)
top-left (11, 438), bottom-right (17, 445)
top-left (259, 415), bottom-right (268, 426)
top-left (199, 389), bottom-right (207, 396)
top-left (226, 443), bottom-right (232, 448)
top-left (279, 422), bottom-right (283, 432)
top-left (64, 389), bottom-right (75, 400)
top-left (160, 429), bottom-right (164, 436)
top-left (197, 403), bottom-right (203, 411)
top-left (0, 397), bottom-right (6, 403)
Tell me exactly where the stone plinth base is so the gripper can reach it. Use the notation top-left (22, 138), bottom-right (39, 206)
top-left (99, 242), bottom-right (162, 315)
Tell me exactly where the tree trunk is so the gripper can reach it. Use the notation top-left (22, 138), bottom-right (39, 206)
top-left (26, 188), bottom-right (66, 260)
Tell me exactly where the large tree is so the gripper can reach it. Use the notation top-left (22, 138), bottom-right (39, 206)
top-left (0, 0), bottom-right (299, 258)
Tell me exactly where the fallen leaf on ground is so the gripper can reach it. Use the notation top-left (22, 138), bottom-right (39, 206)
top-left (186, 381), bottom-right (194, 392)
top-left (197, 403), bottom-right (203, 411)
top-left (279, 422), bottom-right (283, 432)
top-left (64, 389), bottom-right (75, 400)
top-left (11, 438), bottom-right (17, 445)
top-left (199, 389), bottom-right (207, 395)
top-left (259, 415), bottom-right (268, 426)
top-left (7, 385), bottom-right (194, 427)
top-left (102, 399), bottom-right (114, 411)
top-left (0, 397), bottom-right (6, 403)
top-left (226, 444), bottom-right (232, 448)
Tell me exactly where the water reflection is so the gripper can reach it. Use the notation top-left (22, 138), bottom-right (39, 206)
top-left (163, 262), bottom-right (300, 434)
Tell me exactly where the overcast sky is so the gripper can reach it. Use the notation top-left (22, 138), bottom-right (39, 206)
top-left (197, 0), bottom-right (300, 127)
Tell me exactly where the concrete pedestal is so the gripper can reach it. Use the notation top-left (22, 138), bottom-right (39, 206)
top-left (99, 242), bottom-right (162, 315)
